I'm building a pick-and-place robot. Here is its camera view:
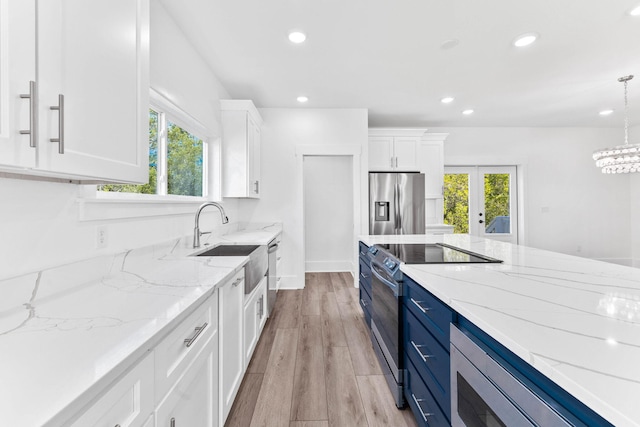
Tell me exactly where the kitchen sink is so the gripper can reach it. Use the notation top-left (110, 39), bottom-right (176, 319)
top-left (195, 244), bottom-right (259, 257)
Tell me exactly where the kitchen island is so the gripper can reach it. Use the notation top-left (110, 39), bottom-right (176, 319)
top-left (0, 224), bottom-right (281, 426)
top-left (360, 234), bottom-right (640, 427)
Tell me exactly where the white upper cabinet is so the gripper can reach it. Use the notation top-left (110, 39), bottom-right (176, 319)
top-left (0, 0), bottom-right (149, 183)
top-left (368, 129), bottom-right (426, 171)
top-left (36, 0), bottom-right (149, 183)
top-left (0, 0), bottom-right (37, 169)
top-left (221, 100), bottom-right (262, 198)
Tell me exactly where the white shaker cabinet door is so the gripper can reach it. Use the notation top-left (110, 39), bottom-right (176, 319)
top-left (219, 270), bottom-right (245, 425)
top-left (393, 136), bottom-right (419, 171)
top-left (368, 136), bottom-right (394, 171)
top-left (0, 0), bottom-right (36, 169)
top-left (155, 337), bottom-right (217, 427)
top-left (36, 0), bottom-right (149, 183)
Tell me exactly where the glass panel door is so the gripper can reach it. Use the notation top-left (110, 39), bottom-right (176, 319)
top-left (444, 166), bottom-right (518, 244)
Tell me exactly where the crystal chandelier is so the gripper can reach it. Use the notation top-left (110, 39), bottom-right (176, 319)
top-left (593, 75), bottom-right (640, 174)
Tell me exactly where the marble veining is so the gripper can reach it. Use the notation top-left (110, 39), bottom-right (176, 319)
top-left (0, 224), bottom-right (282, 427)
top-left (360, 234), bottom-right (640, 427)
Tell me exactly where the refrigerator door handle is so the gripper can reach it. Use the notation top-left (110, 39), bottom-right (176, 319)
top-left (395, 181), bottom-right (401, 233)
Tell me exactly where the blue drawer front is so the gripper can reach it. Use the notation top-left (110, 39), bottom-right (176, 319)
top-left (359, 286), bottom-right (372, 327)
top-left (359, 241), bottom-right (369, 261)
top-left (404, 276), bottom-right (454, 350)
top-left (405, 308), bottom-right (450, 420)
top-left (405, 356), bottom-right (450, 427)
top-left (359, 258), bottom-right (372, 296)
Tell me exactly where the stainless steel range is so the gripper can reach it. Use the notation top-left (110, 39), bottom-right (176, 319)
top-left (367, 243), bottom-right (502, 408)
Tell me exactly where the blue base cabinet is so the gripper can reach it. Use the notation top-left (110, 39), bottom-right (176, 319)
top-left (358, 242), bottom-right (372, 328)
top-left (403, 275), bottom-right (454, 426)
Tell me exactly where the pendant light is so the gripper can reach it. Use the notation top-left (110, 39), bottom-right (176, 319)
top-left (593, 75), bottom-right (640, 173)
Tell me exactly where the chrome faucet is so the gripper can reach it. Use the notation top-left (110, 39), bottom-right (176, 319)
top-left (193, 202), bottom-right (229, 248)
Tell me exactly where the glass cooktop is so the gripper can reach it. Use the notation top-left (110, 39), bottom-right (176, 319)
top-left (376, 243), bottom-right (502, 264)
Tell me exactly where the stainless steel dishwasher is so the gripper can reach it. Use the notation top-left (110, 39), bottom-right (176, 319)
top-left (267, 237), bottom-right (279, 316)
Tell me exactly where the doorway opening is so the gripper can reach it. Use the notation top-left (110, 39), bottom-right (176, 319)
top-left (444, 166), bottom-right (519, 244)
top-left (303, 155), bottom-right (355, 272)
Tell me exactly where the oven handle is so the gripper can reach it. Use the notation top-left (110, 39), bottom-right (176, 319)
top-left (371, 260), bottom-right (400, 297)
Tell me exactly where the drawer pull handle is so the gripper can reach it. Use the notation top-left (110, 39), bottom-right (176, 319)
top-left (360, 298), bottom-right (367, 307)
top-left (184, 322), bottom-right (208, 347)
top-left (232, 277), bottom-right (242, 287)
top-left (411, 340), bottom-right (434, 363)
top-left (360, 272), bottom-right (369, 280)
top-left (170, 417), bottom-right (176, 427)
top-left (411, 393), bottom-right (434, 423)
top-left (411, 298), bottom-right (431, 314)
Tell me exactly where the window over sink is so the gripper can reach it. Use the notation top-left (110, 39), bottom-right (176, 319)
top-left (99, 90), bottom-right (211, 199)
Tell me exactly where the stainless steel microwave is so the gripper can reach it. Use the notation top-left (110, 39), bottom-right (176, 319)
top-left (450, 325), bottom-right (572, 427)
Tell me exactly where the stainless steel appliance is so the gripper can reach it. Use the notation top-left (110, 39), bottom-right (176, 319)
top-left (267, 237), bottom-right (279, 316)
top-left (368, 245), bottom-right (406, 408)
top-left (377, 243), bottom-right (503, 264)
top-left (450, 325), bottom-right (572, 427)
top-left (369, 172), bottom-right (425, 235)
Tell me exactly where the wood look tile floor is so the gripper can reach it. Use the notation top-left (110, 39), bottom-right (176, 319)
top-left (225, 272), bottom-right (419, 427)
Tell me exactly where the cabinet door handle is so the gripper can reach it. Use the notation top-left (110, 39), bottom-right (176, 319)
top-left (411, 340), bottom-right (434, 363)
top-left (183, 322), bottom-right (208, 347)
top-left (411, 393), bottom-right (434, 423)
top-left (233, 277), bottom-right (242, 287)
top-left (390, 157), bottom-right (394, 168)
top-left (410, 298), bottom-right (431, 314)
top-left (19, 81), bottom-right (37, 147)
top-left (170, 417), bottom-right (176, 427)
top-left (359, 272), bottom-right (369, 280)
top-left (395, 156), bottom-right (398, 168)
top-left (254, 180), bottom-right (259, 194)
top-left (360, 298), bottom-right (367, 307)
top-left (49, 94), bottom-right (64, 154)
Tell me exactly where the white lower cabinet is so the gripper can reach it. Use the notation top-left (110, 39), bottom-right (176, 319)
top-left (155, 336), bottom-right (218, 427)
top-left (64, 264), bottom-right (273, 427)
top-left (219, 269), bottom-right (245, 425)
top-left (69, 353), bottom-right (154, 427)
top-left (243, 276), bottom-right (267, 368)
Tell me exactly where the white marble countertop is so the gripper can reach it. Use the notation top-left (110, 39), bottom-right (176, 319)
top-left (360, 234), bottom-right (640, 427)
top-left (0, 223), bottom-right (282, 427)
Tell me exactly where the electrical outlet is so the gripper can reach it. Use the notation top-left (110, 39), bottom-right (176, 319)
top-left (97, 226), bottom-right (108, 248)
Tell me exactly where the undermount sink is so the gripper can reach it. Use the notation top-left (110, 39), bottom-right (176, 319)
top-left (195, 244), bottom-right (260, 257)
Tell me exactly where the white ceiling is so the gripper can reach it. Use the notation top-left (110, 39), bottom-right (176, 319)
top-left (160, 0), bottom-right (640, 128)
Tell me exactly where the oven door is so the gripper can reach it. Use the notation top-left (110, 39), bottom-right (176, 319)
top-left (450, 325), bottom-right (572, 427)
top-left (370, 260), bottom-right (403, 379)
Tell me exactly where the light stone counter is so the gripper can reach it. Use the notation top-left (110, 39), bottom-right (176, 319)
top-left (0, 223), bottom-right (282, 427)
top-left (360, 233), bottom-right (640, 427)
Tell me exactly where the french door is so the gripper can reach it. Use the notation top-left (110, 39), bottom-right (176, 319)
top-left (443, 166), bottom-right (518, 244)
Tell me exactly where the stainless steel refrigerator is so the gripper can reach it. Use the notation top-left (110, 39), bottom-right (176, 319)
top-left (369, 172), bottom-right (425, 235)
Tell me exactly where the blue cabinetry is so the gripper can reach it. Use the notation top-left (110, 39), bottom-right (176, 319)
top-left (403, 276), bottom-right (454, 425)
top-left (358, 242), bottom-right (372, 327)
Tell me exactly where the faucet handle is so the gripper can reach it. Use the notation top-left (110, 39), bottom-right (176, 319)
top-left (199, 231), bottom-right (212, 236)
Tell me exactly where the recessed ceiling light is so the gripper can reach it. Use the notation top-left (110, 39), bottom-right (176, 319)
top-left (297, 96), bottom-right (308, 103)
top-left (441, 97), bottom-right (455, 104)
top-left (462, 109), bottom-right (474, 115)
top-left (630, 5), bottom-right (640, 16)
top-left (513, 32), bottom-right (538, 47)
top-left (288, 31), bottom-right (306, 44)
top-left (599, 109), bottom-right (614, 116)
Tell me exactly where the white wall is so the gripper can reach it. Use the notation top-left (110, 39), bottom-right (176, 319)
top-left (0, 2), bottom-right (235, 280)
top-left (629, 125), bottom-right (640, 267)
top-left (303, 156), bottom-right (354, 272)
top-left (432, 126), bottom-right (632, 262)
top-left (237, 108), bottom-right (368, 289)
